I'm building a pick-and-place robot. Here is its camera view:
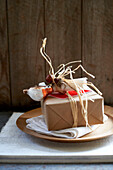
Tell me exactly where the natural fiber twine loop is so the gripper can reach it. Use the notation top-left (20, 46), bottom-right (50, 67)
top-left (40, 38), bottom-right (102, 129)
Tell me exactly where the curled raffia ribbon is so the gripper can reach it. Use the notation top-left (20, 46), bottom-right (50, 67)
top-left (23, 38), bottom-right (102, 129)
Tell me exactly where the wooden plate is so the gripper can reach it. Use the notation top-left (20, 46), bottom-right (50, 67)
top-left (16, 105), bottom-right (113, 143)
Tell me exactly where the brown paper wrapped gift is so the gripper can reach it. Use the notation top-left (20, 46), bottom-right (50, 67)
top-left (41, 88), bottom-right (104, 131)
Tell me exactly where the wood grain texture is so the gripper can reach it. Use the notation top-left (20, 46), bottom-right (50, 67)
top-left (7, 0), bottom-right (45, 108)
top-left (82, 0), bottom-right (113, 105)
top-left (0, 0), bottom-right (113, 110)
top-left (0, 0), bottom-right (11, 110)
top-left (44, 0), bottom-right (81, 78)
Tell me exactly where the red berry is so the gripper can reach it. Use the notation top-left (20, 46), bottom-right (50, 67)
top-left (46, 74), bottom-right (53, 84)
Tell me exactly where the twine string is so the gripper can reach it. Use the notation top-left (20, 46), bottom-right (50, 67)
top-left (40, 38), bottom-right (101, 129)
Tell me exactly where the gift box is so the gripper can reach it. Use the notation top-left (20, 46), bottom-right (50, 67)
top-left (41, 87), bottom-right (104, 131)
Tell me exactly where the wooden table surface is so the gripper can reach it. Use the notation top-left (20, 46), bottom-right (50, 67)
top-left (0, 163), bottom-right (113, 170)
top-left (0, 109), bottom-right (113, 169)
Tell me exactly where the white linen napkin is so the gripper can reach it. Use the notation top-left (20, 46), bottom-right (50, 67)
top-left (26, 115), bottom-right (108, 139)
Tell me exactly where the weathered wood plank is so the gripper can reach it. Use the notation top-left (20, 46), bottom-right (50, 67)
top-left (82, 0), bottom-right (113, 105)
top-left (44, 0), bottom-right (81, 78)
top-left (7, 0), bottom-right (45, 109)
top-left (0, 0), bottom-right (11, 110)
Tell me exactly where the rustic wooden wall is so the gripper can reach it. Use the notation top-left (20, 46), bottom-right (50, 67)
top-left (0, 0), bottom-right (11, 110)
top-left (82, 0), bottom-right (113, 105)
top-left (0, 0), bottom-right (113, 111)
top-left (44, 0), bottom-right (81, 77)
top-left (7, 0), bottom-right (45, 110)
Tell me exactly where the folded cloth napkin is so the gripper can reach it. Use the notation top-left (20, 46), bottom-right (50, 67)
top-left (26, 114), bottom-right (108, 139)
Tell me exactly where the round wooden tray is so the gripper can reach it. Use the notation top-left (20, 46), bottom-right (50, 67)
top-left (16, 106), bottom-right (113, 143)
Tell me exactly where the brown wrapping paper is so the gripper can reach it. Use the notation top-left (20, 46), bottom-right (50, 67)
top-left (41, 88), bottom-right (104, 131)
